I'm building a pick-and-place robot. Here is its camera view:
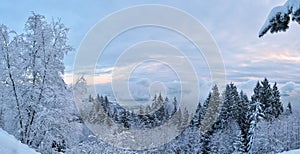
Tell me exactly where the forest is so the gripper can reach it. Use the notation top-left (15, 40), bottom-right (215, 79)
top-left (0, 13), bottom-right (299, 154)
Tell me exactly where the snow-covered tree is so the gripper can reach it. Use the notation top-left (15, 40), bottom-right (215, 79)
top-left (191, 101), bottom-right (202, 127)
top-left (286, 102), bottom-right (292, 114)
top-left (245, 100), bottom-right (263, 153)
top-left (0, 13), bottom-right (81, 153)
top-left (201, 85), bottom-right (222, 131)
top-left (210, 120), bottom-right (242, 154)
top-left (251, 78), bottom-right (283, 121)
top-left (260, 78), bottom-right (273, 120)
top-left (251, 81), bottom-right (262, 103)
top-left (272, 82), bottom-right (284, 118)
top-left (219, 83), bottom-right (239, 129)
top-left (201, 85), bottom-right (222, 154)
top-left (0, 24), bottom-right (26, 140)
top-left (219, 84), bottom-right (232, 128)
top-left (259, 0), bottom-right (300, 37)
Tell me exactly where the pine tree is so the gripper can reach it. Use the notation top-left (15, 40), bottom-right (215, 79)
top-left (202, 129), bottom-right (214, 154)
top-left (104, 96), bottom-right (110, 114)
top-left (252, 78), bottom-right (283, 121)
top-left (88, 94), bottom-right (94, 102)
top-left (173, 97), bottom-right (178, 112)
top-left (210, 120), bottom-right (242, 154)
top-left (272, 82), bottom-right (283, 118)
top-left (120, 111), bottom-right (130, 128)
top-left (245, 100), bottom-right (263, 153)
top-left (180, 108), bottom-right (189, 130)
top-left (201, 85), bottom-right (222, 154)
top-left (201, 92), bottom-right (211, 118)
top-left (237, 91), bottom-right (249, 129)
top-left (219, 84), bottom-right (232, 128)
top-left (164, 97), bottom-right (171, 117)
top-left (192, 102), bottom-right (202, 127)
top-left (260, 78), bottom-right (273, 120)
top-left (220, 83), bottom-right (239, 129)
top-left (151, 94), bottom-right (159, 110)
top-left (172, 108), bottom-right (182, 130)
top-left (286, 102), bottom-right (292, 114)
top-left (157, 92), bottom-right (164, 105)
top-left (251, 81), bottom-right (262, 103)
top-left (231, 84), bottom-right (241, 119)
top-left (202, 85), bottom-right (222, 131)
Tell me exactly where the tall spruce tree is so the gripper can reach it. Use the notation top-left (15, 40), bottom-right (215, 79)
top-left (219, 84), bottom-right (232, 128)
top-left (219, 83), bottom-right (239, 129)
top-left (192, 101), bottom-right (202, 127)
top-left (252, 78), bottom-right (283, 121)
top-left (238, 91), bottom-right (252, 153)
top-left (237, 91), bottom-right (249, 126)
top-left (201, 85), bottom-right (222, 154)
top-left (251, 81), bottom-right (262, 103)
top-left (245, 100), bottom-right (263, 153)
top-left (272, 82), bottom-right (283, 118)
top-left (260, 78), bottom-right (273, 120)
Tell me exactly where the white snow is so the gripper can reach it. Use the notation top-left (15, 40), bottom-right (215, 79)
top-left (0, 128), bottom-right (39, 154)
top-left (259, 5), bottom-right (289, 37)
top-left (259, 0), bottom-right (300, 37)
top-left (284, 0), bottom-right (300, 14)
top-left (279, 149), bottom-right (300, 154)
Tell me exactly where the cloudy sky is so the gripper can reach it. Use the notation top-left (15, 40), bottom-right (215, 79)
top-left (1, 0), bottom-right (300, 106)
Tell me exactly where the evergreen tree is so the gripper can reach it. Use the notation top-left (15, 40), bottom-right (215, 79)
top-left (104, 96), bottom-right (109, 114)
top-left (120, 111), bottom-right (130, 128)
top-left (180, 108), bottom-right (189, 130)
top-left (272, 82), bottom-right (284, 118)
top-left (237, 91), bottom-right (250, 129)
top-left (164, 96), bottom-right (169, 102)
top-left (245, 100), bottom-right (263, 153)
top-left (220, 83), bottom-right (239, 129)
top-left (260, 78), bottom-right (273, 120)
top-left (235, 91), bottom-right (251, 153)
top-left (251, 81), bottom-right (262, 103)
top-left (173, 97), bottom-right (178, 112)
top-left (201, 92), bottom-right (211, 118)
top-left (88, 94), bottom-right (93, 102)
top-left (151, 94), bottom-right (160, 111)
top-left (231, 84), bottom-right (241, 119)
top-left (164, 97), bottom-right (171, 117)
top-left (219, 84), bottom-right (232, 128)
top-left (157, 92), bottom-right (164, 105)
top-left (192, 101), bottom-right (202, 127)
top-left (202, 85), bottom-right (222, 130)
top-left (286, 102), bottom-right (292, 114)
top-left (175, 108), bottom-right (182, 130)
top-left (210, 120), bottom-right (242, 154)
top-left (201, 129), bottom-right (214, 154)
top-left (201, 85), bottom-right (222, 154)
top-left (252, 78), bottom-right (283, 121)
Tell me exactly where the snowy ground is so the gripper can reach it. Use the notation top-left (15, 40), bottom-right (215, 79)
top-left (0, 128), bottom-right (39, 154)
top-left (279, 149), bottom-right (300, 154)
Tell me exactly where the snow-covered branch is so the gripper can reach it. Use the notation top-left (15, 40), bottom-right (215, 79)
top-left (259, 0), bottom-right (300, 37)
